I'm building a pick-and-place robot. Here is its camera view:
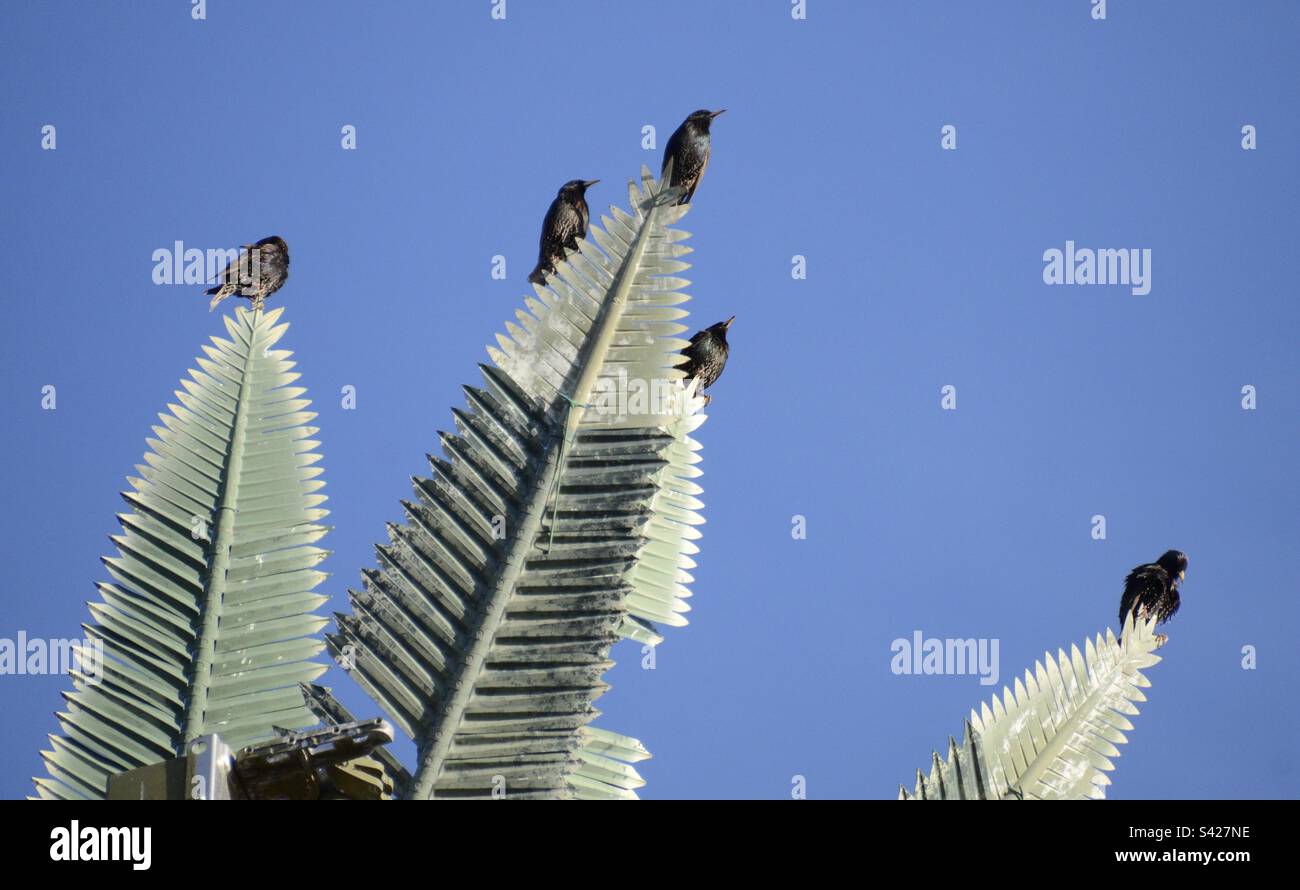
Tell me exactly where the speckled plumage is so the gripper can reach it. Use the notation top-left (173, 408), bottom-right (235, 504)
top-left (680, 316), bottom-right (733, 403)
top-left (662, 109), bottom-right (724, 205)
top-left (528, 179), bottom-right (597, 286)
top-left (206, 236), bottom-right (289, 312)
top-left (1118, 549), bottom-right (1186, 646)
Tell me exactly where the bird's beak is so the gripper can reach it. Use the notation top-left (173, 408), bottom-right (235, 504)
top-left (583, 180), bottom-right (600, 188)
top-left (710, 109), bottom-right (726, 119)
top-left (1179, 570), bottom-right (1186, 582)
top-left (723, 315), bottom-right (735, 328)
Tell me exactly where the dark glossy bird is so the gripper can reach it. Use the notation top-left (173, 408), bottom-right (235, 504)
top-left (680, 316), bottom-right (734, 404)
top-left (662, 109), bottom-right (724, 205)
top-left (206, 236), bottom-right (290, 311)
top-left (1118, 549), bottom-right (1186, 647)
top-left (528, 179), bottom-right (599, 286)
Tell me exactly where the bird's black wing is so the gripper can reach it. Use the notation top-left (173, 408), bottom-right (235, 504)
top-left (678, 335), bottom-right (706, 379)
top-left (1119, 564), bottom-right (1170, 627)
top-left (532, 201), bottom-right (563, 279)
top-left (661, 127), bottom-right (685, 179)
top-left (577, 198), bottom-right (589, 242)
top-left (680, 151), bottom-right (709, 204)
top-left (678, 352), bottom-right (698, 379)
top-left (205, 246), bottom-right (252, 295)
top-left (538, 200), bottom-right (561, 247)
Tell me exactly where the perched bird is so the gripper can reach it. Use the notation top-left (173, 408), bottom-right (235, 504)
top-left (528, 179), bottom-right (599, 286)
top-left (679, 316), bottom-right (734, 404)
top-left (206, 236), bottom-right (290, 311)
top-left (1118, 549), bottom-right (1187, 647)
top-left (662, 109), bottom-right (724, 205)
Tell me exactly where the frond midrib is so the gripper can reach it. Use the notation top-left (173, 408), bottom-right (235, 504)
top-left (405, 180), bottom-right (666, 798)
top-left (182, 308), bottom-right (259, 741)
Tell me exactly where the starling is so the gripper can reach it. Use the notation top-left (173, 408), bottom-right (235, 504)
top-left (206, 235), bottom-right (290, 311)
top-left (528, 179), bottom-right (599, 286)
top-left (1118, 549), bottom-right (1186, 647)
top-left (679, 316), bottom-right (734, 404)
top-left (662, 109), bottom-right (724, 205)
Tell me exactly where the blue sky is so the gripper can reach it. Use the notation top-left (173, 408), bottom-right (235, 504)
top-left (1, 1), bottom-right (1296, 800)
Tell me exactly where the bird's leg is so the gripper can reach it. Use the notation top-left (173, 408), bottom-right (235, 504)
top-left (1154, 633), bottom-right (1168, 648)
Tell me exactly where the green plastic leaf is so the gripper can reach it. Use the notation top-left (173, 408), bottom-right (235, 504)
top-left (900, 615), bottom-right (1164, 800)
top-left (328, 168), bottom-right (708, 799)
top-left (34, 307), bottom-right (330, 799)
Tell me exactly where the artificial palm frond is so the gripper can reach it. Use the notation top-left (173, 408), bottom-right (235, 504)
top-left (900, 615), bottom-right (1163, 800)
top-left (328, 167), bottom-right (708, 799)
top-left (34, 307), bottom-right (330, 799)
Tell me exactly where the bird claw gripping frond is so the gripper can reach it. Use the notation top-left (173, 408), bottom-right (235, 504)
top-left (327, 167), bottom-right (709, 799)
top-left (899, 615), bottom-right (1163, 800)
